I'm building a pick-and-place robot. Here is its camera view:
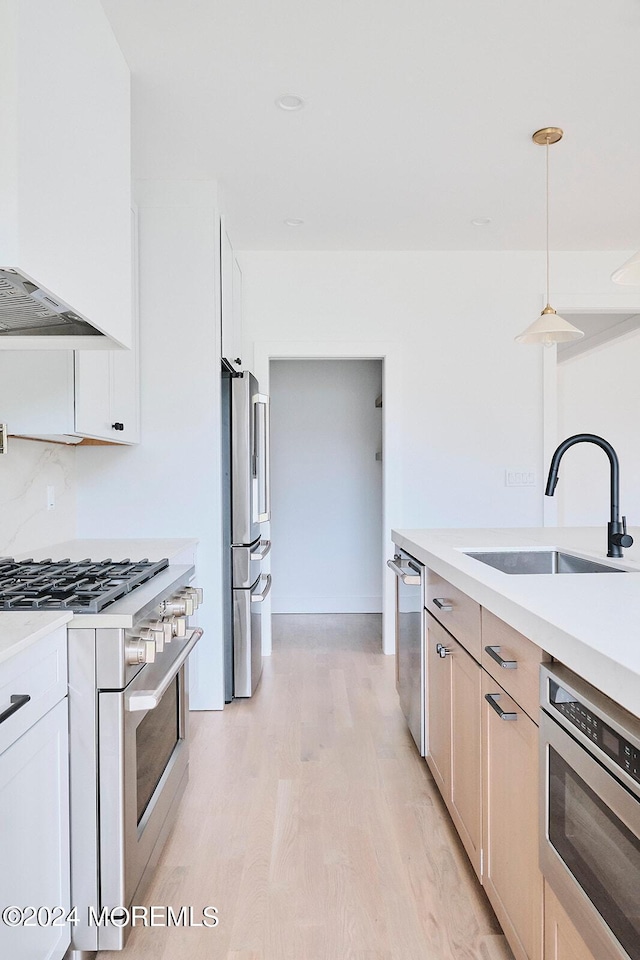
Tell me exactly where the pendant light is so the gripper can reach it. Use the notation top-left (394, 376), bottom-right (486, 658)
top-left (611, 250), bottom-right (640, 285)
top-left (515, 128), bottom-right (584, 346)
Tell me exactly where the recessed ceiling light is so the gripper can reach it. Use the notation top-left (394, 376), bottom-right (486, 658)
top-left (276, 95), bottom-right (305, 111)
top-left (284, 218), bottom-right (304, 227)
top-left (471, 218), bottom-right (492, 226)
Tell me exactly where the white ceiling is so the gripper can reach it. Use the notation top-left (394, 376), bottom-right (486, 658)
top-left (101, 0), bottom-right (640, 251)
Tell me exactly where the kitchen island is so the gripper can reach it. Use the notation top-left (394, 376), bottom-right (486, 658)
top-left (392, 525), bottom-right (640, 960)
top-left (392, 526), bottom-right (640, 717)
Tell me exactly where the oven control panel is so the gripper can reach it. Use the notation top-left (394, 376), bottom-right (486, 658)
top-left (549, 679), bottom-right (640, 785)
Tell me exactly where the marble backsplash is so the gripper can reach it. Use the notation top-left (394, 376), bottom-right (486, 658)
top-left (0, 438), bottom-right (76, 555)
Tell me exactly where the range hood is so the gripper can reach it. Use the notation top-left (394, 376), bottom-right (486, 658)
top-left (0, 267), bottom-right (108, 340)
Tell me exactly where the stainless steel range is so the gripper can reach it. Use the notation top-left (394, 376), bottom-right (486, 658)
top-left (1, 556), bottom-right (204, 959)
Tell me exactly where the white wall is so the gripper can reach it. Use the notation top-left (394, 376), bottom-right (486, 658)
top-left (76, 180), bottom-right (224, 710)
top-left (242, 250), bottom-right (633, 534)
top-left (558, 329), bottom-right (640, 528)
top-left (241, 249), bottom-right (633, 653)
top-left (0, 438), bottom-right (76, 554)
top-left (270, 359), bottom-right (382, 613)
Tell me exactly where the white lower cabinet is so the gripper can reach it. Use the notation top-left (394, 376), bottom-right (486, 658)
top-left (0, 626), bottom-right (70, 960)
top-left (0, 700), bottom-right (70, 960)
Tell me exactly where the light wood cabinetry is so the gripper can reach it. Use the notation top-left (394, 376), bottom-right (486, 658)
top-left (0, 627), bottom-right (70, 960)
top-left (221, 219), bottom-right (243, 370)
top-left (423, 568), bottom-right (545, 960)
top-left (426, 613), bottom-right (482, 878)
top-left (482, 671), bottom-right (543, 960)
top-left (482, 609), bottom-right (549, 719)
top-left (544, 882), bottom-right (598, 960)
top-left (426, 569), bottom-right (482, 659)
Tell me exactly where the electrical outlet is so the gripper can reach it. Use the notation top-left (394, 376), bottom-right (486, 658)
top-left (46, 486), bottom-right (55, 510)
top-left (505, 469), bottom-right (536, 487)
top-left (0, 423), bottom-right (7, 455)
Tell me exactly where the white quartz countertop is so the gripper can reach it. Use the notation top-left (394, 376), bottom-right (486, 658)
top-left (11, 538), bottom-right (198, 564)
top-left (0, 611), bottom-right (72, 665)
top-left (392, 526), bottom-right (640, 718)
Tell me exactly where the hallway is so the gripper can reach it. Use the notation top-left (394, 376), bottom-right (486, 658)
top-left (105, 615), bottom-right (513, 960)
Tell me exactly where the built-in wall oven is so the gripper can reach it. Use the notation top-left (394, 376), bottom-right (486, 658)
top-left (387, 550), bottom-right (425, 755)
top-left (540, 663), bottom-right (640, 960)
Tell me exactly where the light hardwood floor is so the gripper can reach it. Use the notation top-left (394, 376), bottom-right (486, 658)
top-left (103, 614), bottom-right (514, 960)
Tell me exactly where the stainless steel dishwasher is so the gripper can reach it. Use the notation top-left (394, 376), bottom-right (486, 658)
top-left (387, 549), bottom-right (425, 755)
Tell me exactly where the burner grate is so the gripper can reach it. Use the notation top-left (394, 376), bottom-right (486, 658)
top-left (0, 558), bottom-right (170, 612)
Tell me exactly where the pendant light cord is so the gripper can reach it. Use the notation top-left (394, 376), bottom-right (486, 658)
top-left (546, 137), bottom-right (550, 306)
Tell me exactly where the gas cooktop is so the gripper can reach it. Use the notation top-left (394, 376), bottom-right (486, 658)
top-left (0, 557), bottom-right (170, 613)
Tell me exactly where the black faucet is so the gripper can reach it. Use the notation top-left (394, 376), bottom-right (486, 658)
top-left (545, 434), bottom-right (634, 558)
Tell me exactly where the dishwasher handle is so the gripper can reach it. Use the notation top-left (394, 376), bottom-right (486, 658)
top-left (387, 558), bottom-right (422, 585)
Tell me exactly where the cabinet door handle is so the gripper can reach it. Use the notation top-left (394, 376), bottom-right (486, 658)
top-left (485, 693), bottom-right (517, 720)
top-left (484, 645), bottom-right (517, 669)
top-left (0, 694), bottom-right (30, 725)
top-left (433, 598), bottom-right (453, 611)
top-left (111, 422), bottom-right (125, 431)
top-left (435, 642), bottom-right (451, 658)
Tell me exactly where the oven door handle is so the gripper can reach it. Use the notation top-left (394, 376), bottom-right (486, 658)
top-left (126, 628), bottom-right (203, 713)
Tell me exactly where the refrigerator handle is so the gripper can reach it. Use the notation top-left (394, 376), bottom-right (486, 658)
top-left (251, 573), bottom-right (272, 602)
top-left (252, 539), bottom-right (272, 560)
top-left (253, 393), bottom-right (271, 523)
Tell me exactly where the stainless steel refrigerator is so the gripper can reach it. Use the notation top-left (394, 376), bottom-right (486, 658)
top-left (222, 368), bottom-right (271, 700)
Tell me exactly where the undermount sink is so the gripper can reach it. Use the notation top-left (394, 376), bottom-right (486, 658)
top-left (463, 550), bottom-right (630, 575)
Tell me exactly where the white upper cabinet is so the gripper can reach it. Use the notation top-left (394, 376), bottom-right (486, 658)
top-left (0, 0), bottom-right (132, 349)
top-left (0, 210), bottom-right (140, 444)
top-left (221, 220), bottom-right (243, 370)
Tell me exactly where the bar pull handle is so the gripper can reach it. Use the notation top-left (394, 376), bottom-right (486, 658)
top-left (485, 692), bottom-right (517, 721)
top-left (484, 645), bottom-right (517, 669)
top-left (0, 694), bottom-right (30, 725)
top-left (433, 598), bottom-right (453, 611)
top-left (386, 559), bottom-right (421, 585)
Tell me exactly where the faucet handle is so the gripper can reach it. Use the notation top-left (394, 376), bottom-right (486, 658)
top-left (620, 516), bottom-right (634, 549)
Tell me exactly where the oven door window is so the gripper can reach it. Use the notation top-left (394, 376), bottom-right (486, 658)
top-left (136, 676), bottom-right (181, 824)
top-left (549, 746), bottom-right (640, 960)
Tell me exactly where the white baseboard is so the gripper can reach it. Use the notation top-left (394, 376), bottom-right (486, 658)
top-left (272, 596), bottom-right (383, 614)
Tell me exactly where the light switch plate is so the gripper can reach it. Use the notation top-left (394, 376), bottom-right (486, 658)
top-left (505, 468), bottom-right (536, 487)
top-left (0, 423), bottom-right (7, 455)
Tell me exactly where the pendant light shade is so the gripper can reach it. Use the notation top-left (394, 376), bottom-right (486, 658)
top-left (515, 127), bottom-right (584, 347)
top-left (611, 250), bottom-right (640, 285)
top-left (515, 305), bottom-right (585, 345)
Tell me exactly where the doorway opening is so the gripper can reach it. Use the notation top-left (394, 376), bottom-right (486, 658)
top-left (269, 359), bottom-right (383, 633)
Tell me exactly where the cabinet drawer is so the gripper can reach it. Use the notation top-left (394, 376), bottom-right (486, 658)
top-left (0, 627), bottom-right (67, 755)
top-left (481, 610), bottom-right (548, 720)
top-left (426, 569), bottom-right (481, 659)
